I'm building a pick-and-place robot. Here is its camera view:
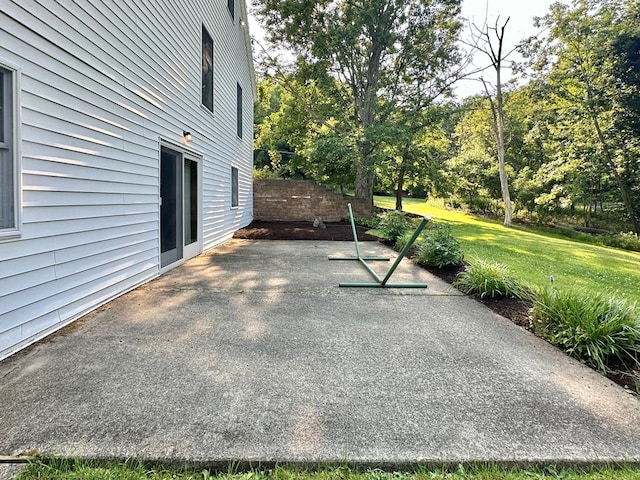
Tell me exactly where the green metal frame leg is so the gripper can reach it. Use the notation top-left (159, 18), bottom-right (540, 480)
top-left (328, 202), bottom-right (390, 261)
top-left (334, 203), bottom-right (431, 289)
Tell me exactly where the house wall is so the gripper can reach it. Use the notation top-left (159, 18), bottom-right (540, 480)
top-left (0, 0), bottom-right (255, 360)
top-left (253, 180), bottom-right (372, 222)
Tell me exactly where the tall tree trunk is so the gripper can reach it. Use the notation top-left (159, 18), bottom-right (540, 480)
top-left (496, 80), bottom-right (513, 226)
top-left (355, 153), bottom-right (375, 210)
top-left (395, 165), bottom-right (406, 211)
top-left (353, 27), bottom-right (385, 212)
top-left (480, 18), bottom-right (513, 227)
top-left (484, 79), bottom-right (513, 226)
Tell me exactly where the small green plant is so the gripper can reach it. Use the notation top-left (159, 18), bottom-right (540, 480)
top-left (530, 288), bottom-right (640, 373)
top-left (413, 224), bottom-right (464, 268)
top-left (453, 259), bottom-right (529, 300)
top-left (394, 230), bottom-right (413, 251)
top-left (377, 210), bottom-right (411, 242)
top-left (351, 215), bottom-right (380, 229)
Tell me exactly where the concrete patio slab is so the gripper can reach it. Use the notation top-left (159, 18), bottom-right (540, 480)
top-left (1, 240), bottom-right (639, 466)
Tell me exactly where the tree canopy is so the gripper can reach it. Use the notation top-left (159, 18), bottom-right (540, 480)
top-left (254, 0), bottom-right (465, 207)
top-left (252, 0), bottom-right (640, 235)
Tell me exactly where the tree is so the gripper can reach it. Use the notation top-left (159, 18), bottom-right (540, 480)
top-left (254, 0), bottom-right (464, 209)
top-left (468, 17), bottom-right (516, 226)
top-left (254, 75), bottom-right (355, 184)
top-left (530, 0), bottom-right (640, 234)
top-left (374, 107), bottom-right (452, 210)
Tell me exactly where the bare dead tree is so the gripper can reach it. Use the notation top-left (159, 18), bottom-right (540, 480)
top-left (467, 16), bottom-right (516, 226)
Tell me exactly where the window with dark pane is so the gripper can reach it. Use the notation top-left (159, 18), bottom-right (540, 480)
top-left (0, 73), bottom-right (4, 144)
top-left (0, 66), bottom-right (14, 229)
top-left (202, 26), bottom-right (213, 112)
top-left (236, 83), bottom-right (242, 139)
top-left (231, 167), bottom-right (239, 207)
top-left (228, 0), bottom-right (235, 20)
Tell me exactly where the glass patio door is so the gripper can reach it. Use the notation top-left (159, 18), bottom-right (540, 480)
top-left (160, 146), bottom-right (200, 268)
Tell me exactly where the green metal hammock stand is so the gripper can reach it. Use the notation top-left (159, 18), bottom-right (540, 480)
top-left (328, 203), bottom-right (431, 288)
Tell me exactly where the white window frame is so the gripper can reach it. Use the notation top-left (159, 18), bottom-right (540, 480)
top-left (0, 58), bottom-right (21, 240)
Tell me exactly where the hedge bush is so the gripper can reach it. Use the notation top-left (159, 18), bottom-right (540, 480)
top-left (412, 224), bottom-right (464, 268)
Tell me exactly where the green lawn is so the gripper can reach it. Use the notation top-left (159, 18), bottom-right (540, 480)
top-left (17, 460), bottom-right (640, 480)
top-left (375, 196), bottom-right (640, 305)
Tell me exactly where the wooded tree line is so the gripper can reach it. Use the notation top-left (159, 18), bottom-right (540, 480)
top-left (252, 0), bottom-right (640, 234)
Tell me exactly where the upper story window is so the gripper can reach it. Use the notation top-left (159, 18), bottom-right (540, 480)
top-left (236, 83), bottom-right (243, 139)
top-left (227, 0), bottom-right (235, 20)
top-left (0, 65), bottom-right (17, 233)
top-left (202, 26), bottom-right (214, 113)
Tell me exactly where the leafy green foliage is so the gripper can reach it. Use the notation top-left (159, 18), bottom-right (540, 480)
top-left (351, 216), bottom-right (380, 229)
top-left (253, 166), bottom-right (280, 179)
top-left (602, 232), bottom-right (640, 252)
top-left (530, 288), bottom-right (640, 373)
top-left (528, 0), bottom-right (640, 235)
top-left (453, 260), bottom-right (529, 300)
top-left (377, 210), bottom-right (412, 242)
top-left (254, 0), bottom-right (465, 206)
top-left (413, 224), bottom-right (464, 268)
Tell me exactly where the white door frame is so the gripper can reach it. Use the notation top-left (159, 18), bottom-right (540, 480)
top-left (159, 140), bottom-right (203, 273)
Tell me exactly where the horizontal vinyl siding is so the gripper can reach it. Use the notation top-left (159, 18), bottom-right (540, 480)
top-left (200, 0), bottom-right (254, 250)
top-left (0, 0), bottom-right (255, 359)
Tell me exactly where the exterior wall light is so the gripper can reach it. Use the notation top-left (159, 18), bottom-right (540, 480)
top-left (183, 131), bottom-right (192, 142)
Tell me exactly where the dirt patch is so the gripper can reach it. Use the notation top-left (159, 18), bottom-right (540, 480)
top-left (234, 221), bottom-right (379, 242)
top-left (476, 297), bottom-right (534, 329)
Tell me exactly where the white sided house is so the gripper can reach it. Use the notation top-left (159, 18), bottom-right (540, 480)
top-left (0, 0), bottom-right (256, 359)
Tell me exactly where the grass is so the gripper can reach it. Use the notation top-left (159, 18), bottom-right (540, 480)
top-left (375, 196), bottom-right (640, 305)
top-left (16, 460), bottom-right (640, 480)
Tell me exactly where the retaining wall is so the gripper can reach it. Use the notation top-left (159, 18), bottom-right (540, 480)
top-left (253, 179), bottom-right (371, 222)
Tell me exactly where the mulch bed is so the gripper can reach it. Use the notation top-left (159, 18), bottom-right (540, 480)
top-left (234, 220), bottom-right (379, 241)
top-left (234, 220), bottom-right (637, 394)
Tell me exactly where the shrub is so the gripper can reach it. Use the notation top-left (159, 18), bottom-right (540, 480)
top-left (530, 288), bottom-right (640, 373)
top-left (453, 260), bottom-right (529, 300)
top-left (252, 166), bottom-right (280, 179)
top-left (351, 215), bottom-right (380, 229)
top-left (412, 224), bottom-right (464, 268)
top-left (377, 210), bottom-right (411, 242)
top-left (603, 232), bottom-right (640, 252)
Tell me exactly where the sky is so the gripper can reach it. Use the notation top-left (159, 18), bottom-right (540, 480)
top-left (247, 0), bottom-right (568, 99)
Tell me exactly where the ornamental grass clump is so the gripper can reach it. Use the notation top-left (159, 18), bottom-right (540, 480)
top-left (530, 288), bottom-right (640, 373)
top-left (412, 224), bottom-right (464, 268)
top-left (453, 259), bottom-right (529, 300)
